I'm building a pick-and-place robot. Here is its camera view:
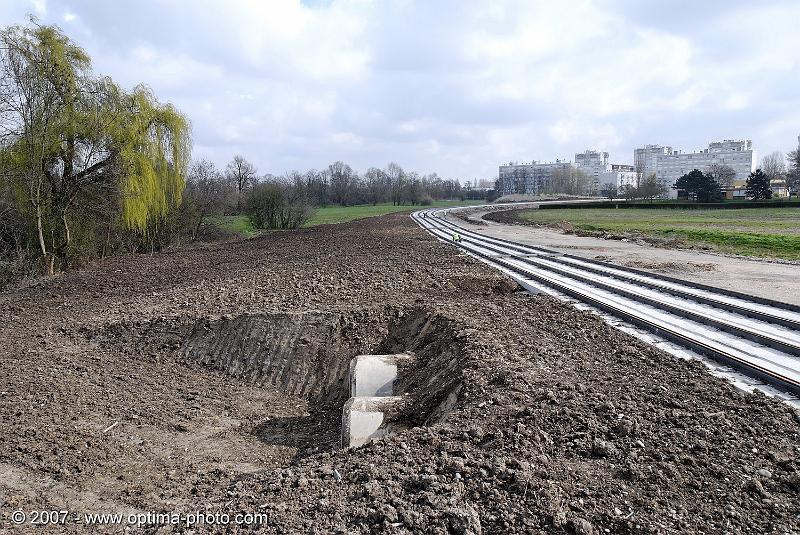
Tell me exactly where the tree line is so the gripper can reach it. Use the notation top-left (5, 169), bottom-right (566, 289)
top-left (495, 167), bottom-right (597, 197)
top-left (184, 157), bottom-right (468, 237)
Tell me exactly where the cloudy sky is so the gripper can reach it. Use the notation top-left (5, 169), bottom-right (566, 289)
top-left (2, 0), bottom-right (799, 181)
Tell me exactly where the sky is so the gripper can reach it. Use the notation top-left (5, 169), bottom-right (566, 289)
top-left (1, 0), bottom-right (799, 181)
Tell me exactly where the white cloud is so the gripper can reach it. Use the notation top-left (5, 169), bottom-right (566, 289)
top-left (28, 0), bottom-right (45, 15)
top-left (0, 0), bottom-right (799, 179)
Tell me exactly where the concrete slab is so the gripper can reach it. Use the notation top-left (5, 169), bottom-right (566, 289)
top-left (349, 353), bottom-right (412, 398)
top-left (341, 396), bottom-right (405, 448)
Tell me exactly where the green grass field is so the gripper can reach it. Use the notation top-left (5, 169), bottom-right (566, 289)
top-left (206, 200), bottom-right (484, 237)
top-left (303, 200), bottom-right (483, 227)
top-left (512, 207), bottom-right (800, 260)
top-left (204, 215), bottom-right (263, 238)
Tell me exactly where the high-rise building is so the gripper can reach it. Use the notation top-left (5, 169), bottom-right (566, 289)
top-left (498, 149), bottom-right (635, 195)
top-left (574, 150), bottom-right (636, 193)
top-left (498, 160), bottom-right (577, 195)
top-left (634, 140), bottom-right (755, 198)
top-left (574, 150), bottom-right (609, 177)
top-left (600, 164), bottom-right (637, 192)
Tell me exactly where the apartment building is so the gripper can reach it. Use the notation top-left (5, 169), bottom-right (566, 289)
top-left (497, 160), bottom-right (577, 195)
top-left (634, 140), bottom-right (755, 198)
top-left (601, 164), bottom-right (637, 191)
top-left (571, 150), bottom-right (638, 192)
top-left (498, 149), bottom-right (637, 195)
top-left (574, 150), bottom-right (609, 177)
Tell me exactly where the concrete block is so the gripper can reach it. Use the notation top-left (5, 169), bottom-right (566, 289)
top-left (342, 396), bottom-right (405, 448)
top-left (349, 353), bottom-right (412, 398)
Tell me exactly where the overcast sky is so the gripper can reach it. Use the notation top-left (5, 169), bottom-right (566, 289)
top-left (2, 0), bottom-right (799, 181)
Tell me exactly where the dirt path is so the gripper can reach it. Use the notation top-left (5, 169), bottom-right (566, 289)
top-left (1, 214), bottom-right (798, 533)
top-left (453, 207), bottom-right (800, 306)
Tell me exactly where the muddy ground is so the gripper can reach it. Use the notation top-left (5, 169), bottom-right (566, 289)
top-left (1, 214), bottom-right (799, 534)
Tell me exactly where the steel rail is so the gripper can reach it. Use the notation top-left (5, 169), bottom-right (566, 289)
top-left (429, 208), bottom-right (800, 314)
top-left (429, 210), bottom-right (800, 329)
top-left (412, 210), bottom-right (800, 396)
top-left (424, 216), bottom-right (800, 355)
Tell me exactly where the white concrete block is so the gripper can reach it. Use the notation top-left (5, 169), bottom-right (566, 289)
top-left (349, 353), bottom-right (412, 398)
top-left (342, 396), bottom-right (404, 448)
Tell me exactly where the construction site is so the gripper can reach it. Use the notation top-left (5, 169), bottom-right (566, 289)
top-left (1, 211), bottom-right (799, 534)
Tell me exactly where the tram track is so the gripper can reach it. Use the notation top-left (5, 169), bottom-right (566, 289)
top-left (413, 208), bottom-right (800, 398)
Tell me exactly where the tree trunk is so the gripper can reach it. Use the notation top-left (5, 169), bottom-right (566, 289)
top-left (63, 210), bottom-right (71, 246)
top-left (34, 205), bottom-right (54, 276)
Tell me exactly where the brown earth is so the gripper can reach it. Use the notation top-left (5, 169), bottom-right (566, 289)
top-left (0, 214), bottom-right (799, 534)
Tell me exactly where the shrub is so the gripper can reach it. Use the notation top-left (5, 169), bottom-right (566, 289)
top-left (244, 181), bottom-right (314, 230)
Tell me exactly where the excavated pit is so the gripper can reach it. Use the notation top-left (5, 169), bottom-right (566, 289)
top-left (177, 308), bottom-right (465, 455)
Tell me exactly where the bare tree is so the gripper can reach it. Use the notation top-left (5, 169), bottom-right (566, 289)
top-left (303, 169), bottom-right (328, 206)
top-left (548, 167), bottom-right (591, 195)
top-left (637, 173), bottom-right (667, 203)
top-left (226, 155), bottom-right (258, 209)
top-left (386, 162), bottom-right (406, 205)
top-left (183, 160), bottom-right (235, 240)
top-left (620, 184), bottom-right (636, 201)
top-left (364, 167), bottom-right (387, 205)
top-left (708, 163), bottom-right (736, 191)
top-left (328, 161), bottom-right (356, 205)
top-left (788, 140), bottom-right (800, 196)
top-left (599, 182), bottom-right (617, 200)
top-left (760, 151), bottom-right (786, 183)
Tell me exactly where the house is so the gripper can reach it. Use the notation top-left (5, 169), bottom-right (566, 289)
top-left (770, 179), bottom-right (790, 198)
top-left (724, 180), bottom-right (747, 200)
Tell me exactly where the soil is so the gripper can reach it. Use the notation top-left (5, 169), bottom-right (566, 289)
top-left (1, 214), bottom-right (799, 534)
top-left (593, 257), bottom-right (718, 274)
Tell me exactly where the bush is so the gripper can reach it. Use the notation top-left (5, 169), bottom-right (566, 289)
top-left (244, 181), bottom-right (314, 230)
top-left (419, 194), bottom-right (433, 206)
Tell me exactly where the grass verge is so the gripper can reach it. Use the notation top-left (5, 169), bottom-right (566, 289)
top-left (204, 215), bottom-right (261, 238)
top-left (508, 207), bottom-right (800, 260)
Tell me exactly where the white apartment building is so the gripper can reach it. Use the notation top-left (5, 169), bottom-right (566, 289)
top-left (634, 140), bottom-right (755, 198)
top-left (575, 150), bottom-right (609, 177)
top-left (575, 150), bottom-right (609, 194)
top-left (498, 149), bottom-right (636, 195)
top-left (498, 160), bottom-right (577, 195)
top-left (574, 150), bottom-right (637, 192)
top-left (600, 164), bottom-right (637, 191)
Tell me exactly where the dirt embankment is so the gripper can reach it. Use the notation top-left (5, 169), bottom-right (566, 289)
top-left (1, 214), bottom-right (799, 534)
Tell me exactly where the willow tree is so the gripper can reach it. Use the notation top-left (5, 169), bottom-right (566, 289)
top-left (0, 20), bottom-right (190, 274)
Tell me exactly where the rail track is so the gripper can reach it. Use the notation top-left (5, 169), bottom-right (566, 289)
top-left (412, 207), bottom-right (800, 399)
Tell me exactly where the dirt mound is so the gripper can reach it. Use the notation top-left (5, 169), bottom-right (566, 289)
top-left (376, 310), bottom-right (465, 426)
top-left (623, 260), bottom-right (718, 273)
